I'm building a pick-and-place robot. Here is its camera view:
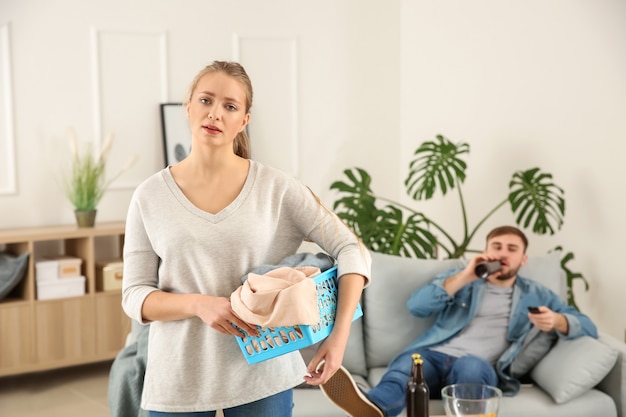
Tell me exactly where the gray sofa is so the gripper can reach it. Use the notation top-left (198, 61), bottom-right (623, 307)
top-left (110, 251), bottom-right (626, 417)
top-left (293, 251), bottom-right (626, 417)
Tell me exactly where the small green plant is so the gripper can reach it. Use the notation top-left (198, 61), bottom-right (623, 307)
top-left (65, 128), bottom-right (136, 212)
top-left (330, 134), bottom-right (587, 307)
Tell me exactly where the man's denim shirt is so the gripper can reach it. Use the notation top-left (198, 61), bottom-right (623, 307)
top-left (400, 267), bottom-right (598, 395)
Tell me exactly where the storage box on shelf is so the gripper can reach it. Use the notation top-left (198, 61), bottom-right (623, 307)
top-left (96, 259), bottom-right (124, 291)
top-left (36, 255), bottom-right (85, 300)
top-left (35, 259), bottom-right (60, 281)
top-left (36, 276), bottom-right (86, 300)
top-left (0, 222), bottom-right (130, 377)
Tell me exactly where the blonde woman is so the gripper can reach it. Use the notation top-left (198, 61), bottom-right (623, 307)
top-left (122, 61), bottom-right (371, 417)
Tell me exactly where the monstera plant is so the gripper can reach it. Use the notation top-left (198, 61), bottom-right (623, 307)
top-left (330, 134), bottom-right (588, 308)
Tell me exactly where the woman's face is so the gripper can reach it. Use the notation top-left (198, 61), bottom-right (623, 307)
top-left (186, 71), bottom-right (250, 151)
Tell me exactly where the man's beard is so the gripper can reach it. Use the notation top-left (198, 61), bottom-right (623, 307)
top-left (496, 264), bottom-right (521, 280)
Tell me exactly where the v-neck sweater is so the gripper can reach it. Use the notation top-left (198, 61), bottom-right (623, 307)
top-left (122, 160), bottom-right (371, 412)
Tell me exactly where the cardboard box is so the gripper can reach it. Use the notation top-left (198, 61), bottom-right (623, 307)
top-left (96, 260), bottom-right (123, 291)
top-left (37, 276), bottom-right (85, 300)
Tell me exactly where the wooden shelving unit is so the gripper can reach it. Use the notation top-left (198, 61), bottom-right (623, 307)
top-left (0, 222), bottom-right (130, 377)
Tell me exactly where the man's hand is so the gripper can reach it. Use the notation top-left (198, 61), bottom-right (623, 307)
top-left (528, 306), bottom-right (569, 334)
top-left (443, 254), bottom-right (500, 295)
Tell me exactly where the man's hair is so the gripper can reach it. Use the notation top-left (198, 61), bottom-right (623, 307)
top-left (486, 225), bottom-right (529, 253)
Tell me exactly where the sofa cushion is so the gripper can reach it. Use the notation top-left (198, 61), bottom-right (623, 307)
top-left (530, 336), bottom-right (618, 404)
top-left (491, 384), bottom-right (616, 417)
top-left (517, 250), bottom-right (566, 299)
top-left (510, 327), bottom-right (558, 378)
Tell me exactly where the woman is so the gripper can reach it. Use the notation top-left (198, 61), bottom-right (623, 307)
top-left (122, 61), bottom-right (371, 417)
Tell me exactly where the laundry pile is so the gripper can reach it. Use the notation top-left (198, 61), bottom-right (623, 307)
top-left (231, 252), bottom-right (335, 328)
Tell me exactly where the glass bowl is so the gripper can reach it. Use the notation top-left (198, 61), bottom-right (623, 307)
top-left (441, 383), bottom-right (502, 417)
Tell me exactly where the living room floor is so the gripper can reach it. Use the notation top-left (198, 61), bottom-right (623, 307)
top-left (0, 361), bottom-right (112, 417)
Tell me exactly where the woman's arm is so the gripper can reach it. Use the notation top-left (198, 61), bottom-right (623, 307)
top-left (304, 272), bottom-right (366, 385)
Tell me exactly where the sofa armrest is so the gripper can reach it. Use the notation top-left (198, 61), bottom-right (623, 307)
top-left (596, 332), bottom-right (626, 417)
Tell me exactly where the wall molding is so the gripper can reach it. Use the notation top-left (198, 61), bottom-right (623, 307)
top-left (0, 23), bottom-right (16, 195)
top-left (90, 27), bottom-right (169, 189)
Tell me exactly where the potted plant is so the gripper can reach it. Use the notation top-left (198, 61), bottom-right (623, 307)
top-left (330, 134), bottom-right (588, 308)
top-left (65, 128), bottom-right (136, 227)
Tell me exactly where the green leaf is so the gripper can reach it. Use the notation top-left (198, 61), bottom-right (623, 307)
top-left (330, 168), bottom-right (380, 240)
top-left (508, 168), bottom-right (565, 235)
top-left (405, 134), bottom-right (469, 201)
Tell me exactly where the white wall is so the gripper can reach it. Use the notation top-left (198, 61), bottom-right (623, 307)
top-left (401, 0), bottom-right (626, 340)
top-left (1, 0), bottom-right (625, 340)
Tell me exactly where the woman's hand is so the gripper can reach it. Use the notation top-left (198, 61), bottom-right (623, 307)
top-left (303, 329), bottom-right (348, 385)
top-left (194, 294), bottom-right (260, 337)
top-left (142, 291), bottom-right (259, 337)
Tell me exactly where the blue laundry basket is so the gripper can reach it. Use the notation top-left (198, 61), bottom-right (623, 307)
top-left (235, 266), bottom-right (363, 364)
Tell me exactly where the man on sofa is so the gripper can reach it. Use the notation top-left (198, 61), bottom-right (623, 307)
top-left (320, 225), bottom-right (598, 417)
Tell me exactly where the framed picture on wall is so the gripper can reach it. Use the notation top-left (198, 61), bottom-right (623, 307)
top-left (160, 103), bottom-right (190, 166)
